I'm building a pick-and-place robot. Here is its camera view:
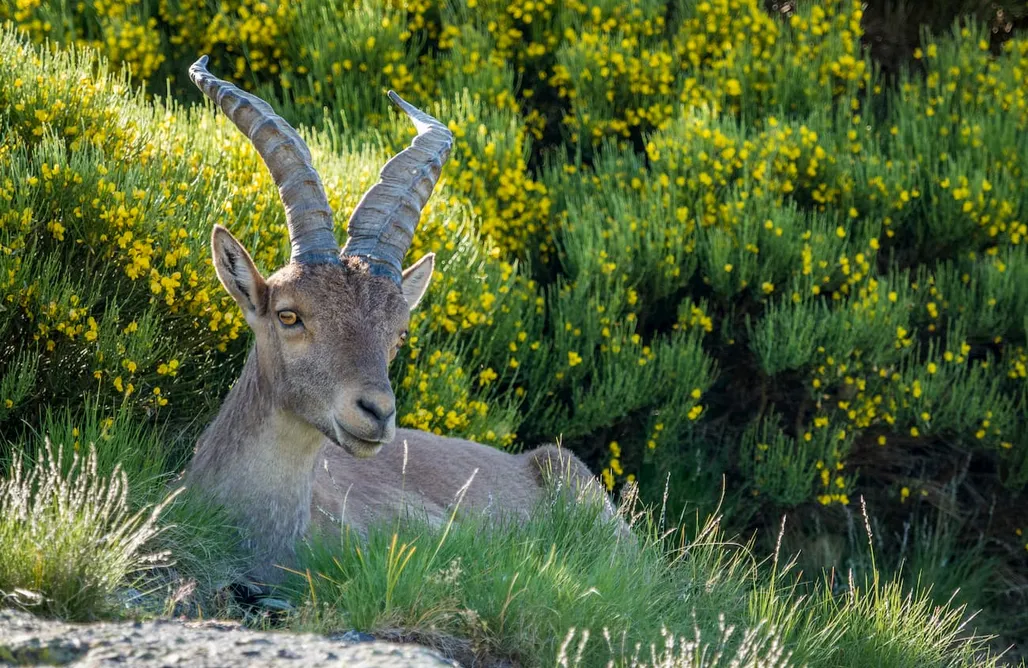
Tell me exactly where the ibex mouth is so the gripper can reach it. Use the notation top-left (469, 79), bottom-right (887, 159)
top-left (330, 419), bottom-right (386, 459)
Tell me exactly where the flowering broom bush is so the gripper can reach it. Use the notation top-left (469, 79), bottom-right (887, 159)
top-left (1, 0), bottom-right (1027, 641)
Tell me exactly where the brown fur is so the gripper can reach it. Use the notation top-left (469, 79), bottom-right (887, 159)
top-left (185, 226), bottom-right (623, 584)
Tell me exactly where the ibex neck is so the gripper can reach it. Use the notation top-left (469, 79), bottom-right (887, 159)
top-left (187, 349), bottom-right (325, 582)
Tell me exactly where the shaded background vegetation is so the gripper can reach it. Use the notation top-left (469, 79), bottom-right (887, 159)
top-left (1, 0), bottom-right (1027, 652)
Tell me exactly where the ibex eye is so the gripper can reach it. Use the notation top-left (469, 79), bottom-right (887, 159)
top-left (397, 330), bottom-right (408, 347)
top-left (278, 310), bottom-right (300, 327)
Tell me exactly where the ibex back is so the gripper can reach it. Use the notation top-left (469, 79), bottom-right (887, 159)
top-left (183, 57), bottom-right (624, 584)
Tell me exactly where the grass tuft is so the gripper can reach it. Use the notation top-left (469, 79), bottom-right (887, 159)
top-left (0, 439), bottom-right (178, 621)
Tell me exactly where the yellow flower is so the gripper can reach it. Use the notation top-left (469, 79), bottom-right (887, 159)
top-left (568, 351), bottom-right (583, 367)
top-left (478, 368), bottom-right (498, 385)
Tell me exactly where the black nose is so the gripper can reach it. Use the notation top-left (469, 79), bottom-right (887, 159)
top-left (357, 394), bottom-right (395, 427)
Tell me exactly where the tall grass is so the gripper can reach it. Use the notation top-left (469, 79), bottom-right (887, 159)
top-left (0, 440), bottom-right (176, 620)
top-left (0, 405), bottom-right (251, 620)
top-left (282, 486), bottom-right (999, 667)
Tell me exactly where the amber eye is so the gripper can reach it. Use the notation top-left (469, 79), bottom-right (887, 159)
top-left (278, 310), bottom-right (301, 327)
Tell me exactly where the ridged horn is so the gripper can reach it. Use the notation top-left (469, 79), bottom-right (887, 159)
top-left (189, 55), bottom-right (339, 264)
top-left (342, 91), bottom-right (453, 283)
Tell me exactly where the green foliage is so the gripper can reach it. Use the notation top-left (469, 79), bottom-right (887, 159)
top-left (739, 410), bottom-right (852, 506)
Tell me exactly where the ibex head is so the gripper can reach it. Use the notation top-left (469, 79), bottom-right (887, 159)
top-left (189, 56), bottom-right (452, 459)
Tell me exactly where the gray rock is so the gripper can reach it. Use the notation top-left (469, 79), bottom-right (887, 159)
top-left (0, 608), bottom-right (457, 667)
top-left (331, 630), bottom-right (376, 643)
top-left (253, 598), bottom-right (294, 613)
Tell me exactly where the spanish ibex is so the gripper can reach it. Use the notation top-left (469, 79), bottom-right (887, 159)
top-left (183, 57), bottom-right (622, 584)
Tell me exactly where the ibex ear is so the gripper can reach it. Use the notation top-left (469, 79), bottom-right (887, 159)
top-left (211, 225), bottom-right (267, 320)
top-left (400, 252), bottom-right (434, 311)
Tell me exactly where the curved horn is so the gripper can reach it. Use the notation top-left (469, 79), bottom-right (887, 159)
top-left (189, 55), bottom-right (339, 264)
top-left (342, 91), bottom-right (453, 283)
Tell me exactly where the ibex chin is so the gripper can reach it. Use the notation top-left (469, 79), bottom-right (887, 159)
top-left (183, 57), bottom-right (623, 584)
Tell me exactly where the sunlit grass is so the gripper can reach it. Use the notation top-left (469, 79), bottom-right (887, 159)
top-left (279, 486), bottom-right (998, 667)
top-left (0, 440), bottom-right (176, 620)
top-left (0, 408), bottom-right (250, 621)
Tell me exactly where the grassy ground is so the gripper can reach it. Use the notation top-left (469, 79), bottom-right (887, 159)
top-left (283, 492), bottom-right (1002, 666)
top-left (0, 420), bottom-right (1010, 666)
